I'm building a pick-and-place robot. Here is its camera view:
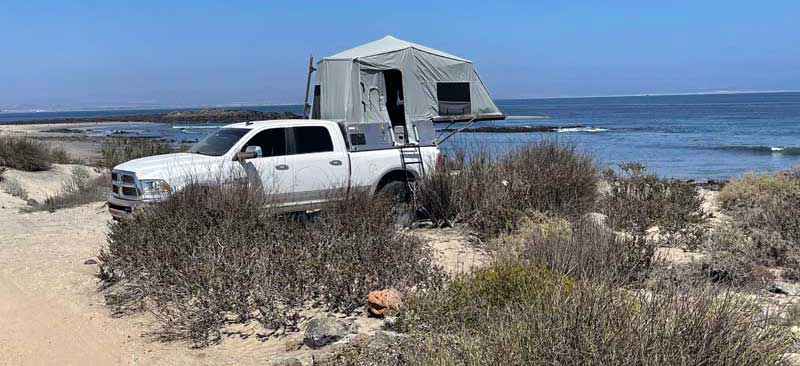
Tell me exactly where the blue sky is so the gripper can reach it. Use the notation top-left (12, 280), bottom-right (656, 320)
top-left (1, 0), bottom-right (798, 109)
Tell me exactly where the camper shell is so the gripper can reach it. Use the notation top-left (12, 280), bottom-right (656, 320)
top-left (309, 36), bottom-right (504, 148)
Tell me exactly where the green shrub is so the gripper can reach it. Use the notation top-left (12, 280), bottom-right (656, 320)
top-left (499, 140), bottom-right (599, 218)
top-left (601, 162), bottom-right (706, 238)
top-left (99, 138), bottom-right (174, 169)
top-left (330, 282), bottom-right (790, 366)
top-left (24, 166), bottom-right (109, 212)
top-left (2, 176), bottom-right (29, 201)
top-left (416, 148), bottom-right (518, 238)
top-left (712, 170), bottom-right (800, 274)
top-left (418, 141), bottom-right (598, 239)
top-left (393, 264), bottom-right (573, 333)
top-left (0, 135), bottom-right (72, 171)
top-left (98, 182), bottom-right (442, 345)
top-left (500, 217), bottom-right (655, 285)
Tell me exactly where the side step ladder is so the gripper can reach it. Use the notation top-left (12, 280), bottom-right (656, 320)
top-left (398, 144), bottom-right (425, 205)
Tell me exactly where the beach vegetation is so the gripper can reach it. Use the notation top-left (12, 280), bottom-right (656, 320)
top-left (98, 181), bottom-right (442, 345)
top-left (0, 135), bottom-right (72, 171)
top-left (2, 176), bottom-right (29, 201)
top-left (325, 282), bottom-right (789, 366)
top-left (705, 170), bottom-right (800, 281)
top-left (417, 140), bottom-right (598, 239)
top-left (99, 138), bottom-right (175, 170)
top-left (24, 166), bottom-right (109, 212)
top-left (600, 162), bottom-right (707, 247)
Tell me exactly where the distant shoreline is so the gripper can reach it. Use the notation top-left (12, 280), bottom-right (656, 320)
top-left (0, 108), bottom-right (301, 125)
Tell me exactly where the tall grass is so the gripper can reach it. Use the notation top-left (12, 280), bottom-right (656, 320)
top-left (2, 176), bottom-right (29, 201)
top-left (601, 162), bottom-right (706, 242)
top-left (703, 169), bottom-right (800, 282)
top-left (23, 166), bottom-right (109, 212)
top-left (0, 135), bottom-right (72, 171)
top-left (370, 282), bottom-right (789, 366)
top-left (417, 140), bottom-right (598, 239)
top-left (99, 138), bottom-right (175, 169)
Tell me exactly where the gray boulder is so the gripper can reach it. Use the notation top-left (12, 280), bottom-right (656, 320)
top-left (367, 330), bottom-right (408, 350)
top-left (303, 317), bottom-right (349, 348)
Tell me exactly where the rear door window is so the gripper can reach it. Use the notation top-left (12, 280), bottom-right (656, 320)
top-left (292, 126), bottom-right (334, 154)
top-left (243, 128), bottom-right (287, 157)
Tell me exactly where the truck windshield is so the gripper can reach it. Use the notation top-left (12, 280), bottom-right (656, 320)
top-left (188, 128), bottom-right (249, 156)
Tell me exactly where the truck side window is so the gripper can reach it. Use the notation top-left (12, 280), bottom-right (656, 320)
top-left (293, 126), bottom-right (333, 154)
top-left (243, 128), bottom-right (287, 157)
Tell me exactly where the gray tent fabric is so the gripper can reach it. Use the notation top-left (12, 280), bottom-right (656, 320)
top-left (313, 36), bottom-right (503, 142)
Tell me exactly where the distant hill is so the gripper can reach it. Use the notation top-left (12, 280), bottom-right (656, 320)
top-left (1, 108), bottom-right (301, 125)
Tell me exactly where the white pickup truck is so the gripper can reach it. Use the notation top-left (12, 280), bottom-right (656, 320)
top-left (107, 119), bottom-right (439, 218)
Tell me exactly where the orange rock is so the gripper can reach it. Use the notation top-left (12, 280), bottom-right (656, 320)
top-left (367, 288), bottom-right (402, 316)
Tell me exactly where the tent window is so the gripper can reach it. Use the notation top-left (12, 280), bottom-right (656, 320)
top-left (437, 82), bottom-right (471, 116)
top-left (292, 126), bottom-right (333, 154)
top-left (311, 85), bottom-right (321, 119)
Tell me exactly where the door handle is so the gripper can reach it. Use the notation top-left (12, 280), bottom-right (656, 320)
top-left (275, 164), bottom-right (289, 170)
top-left (329, 160), bottom-right (343, 166)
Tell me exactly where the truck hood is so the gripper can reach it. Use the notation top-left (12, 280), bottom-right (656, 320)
top-left (114, 153), bottom-right (223, 181)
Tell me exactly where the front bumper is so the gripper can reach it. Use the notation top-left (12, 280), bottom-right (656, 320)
top-left (107, 194), bottom-right (148, 219)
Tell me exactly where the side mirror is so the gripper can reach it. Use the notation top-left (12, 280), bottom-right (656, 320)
top-left (236, 145), bottom-right (263, 161)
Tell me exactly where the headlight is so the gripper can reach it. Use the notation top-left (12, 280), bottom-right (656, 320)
top-left (140, 179), bottom-right (171, 199)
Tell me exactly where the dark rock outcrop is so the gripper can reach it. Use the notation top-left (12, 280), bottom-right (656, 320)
top-left (2, 108), bottom-right (301, 125)
top-left (303, 317), bottom-right (350, 348)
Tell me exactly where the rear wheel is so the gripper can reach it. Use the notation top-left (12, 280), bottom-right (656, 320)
top-left (376, 180), bottom-right (415, 227)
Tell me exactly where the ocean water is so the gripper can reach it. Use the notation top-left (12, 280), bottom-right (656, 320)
top-left (2, 92), bottom-right (799, 179)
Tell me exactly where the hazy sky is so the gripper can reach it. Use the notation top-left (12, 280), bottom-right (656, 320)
top-left (1, 0), bottom-right (799, 109)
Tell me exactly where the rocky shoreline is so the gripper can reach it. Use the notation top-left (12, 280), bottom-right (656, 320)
top-left (1, 108), bottom-right (301, 125)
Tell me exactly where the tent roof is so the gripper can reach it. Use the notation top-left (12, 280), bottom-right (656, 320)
top-left (323, 35), bottom-right (470, 62)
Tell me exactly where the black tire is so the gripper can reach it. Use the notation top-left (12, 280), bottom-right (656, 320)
top-left (377, 180), bottom-right (411, 204)
top-left (376, 181), bottom-right (415, 227)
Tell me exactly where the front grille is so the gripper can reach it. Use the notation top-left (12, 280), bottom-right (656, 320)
top-left (111, 170), bottom-right (140, 199)
top-left (121, 187), bottom-right (138, 196)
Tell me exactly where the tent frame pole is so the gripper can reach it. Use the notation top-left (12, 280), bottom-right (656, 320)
top-left (435, 116), bottom-right (478, 145)
top-left (302, 54), bottom-right (315, 119)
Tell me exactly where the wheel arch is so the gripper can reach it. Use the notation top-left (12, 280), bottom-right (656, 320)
top-left (373, 169), bottom-right (417, 195)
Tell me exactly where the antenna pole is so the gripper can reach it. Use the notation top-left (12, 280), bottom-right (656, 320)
top-left (302, 54), bottom-right (315, 119)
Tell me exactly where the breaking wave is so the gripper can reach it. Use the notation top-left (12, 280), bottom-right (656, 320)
top-left (171, 125), bottom-right (222, 129)
top-left (556, 126), bottom-right (610, 133)
top-left (716, 146), bottom-right (800, 155)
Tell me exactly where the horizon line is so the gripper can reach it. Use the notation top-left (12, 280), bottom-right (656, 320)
top-left (2, 89), bottom-right (798, 113)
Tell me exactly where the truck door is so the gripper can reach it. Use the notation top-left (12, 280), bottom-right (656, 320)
top-left (237, 127), bottom-right (293, 204)
top-left (288, 125), bottom-right (349, 206)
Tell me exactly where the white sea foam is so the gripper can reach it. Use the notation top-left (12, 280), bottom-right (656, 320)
top-left (771, 146), bottom-right (785, 152)
top-left (556, 126), bottom-right (610, 133)
top-left (171, 125), bottom-right (221, 129)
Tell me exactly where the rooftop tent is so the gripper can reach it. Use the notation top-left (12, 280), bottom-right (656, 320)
top-left (312, 36), bottom-right (504, 142)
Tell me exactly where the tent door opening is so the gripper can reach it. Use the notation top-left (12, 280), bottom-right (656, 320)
top-left (382, 70), bottom-right (407, 143)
